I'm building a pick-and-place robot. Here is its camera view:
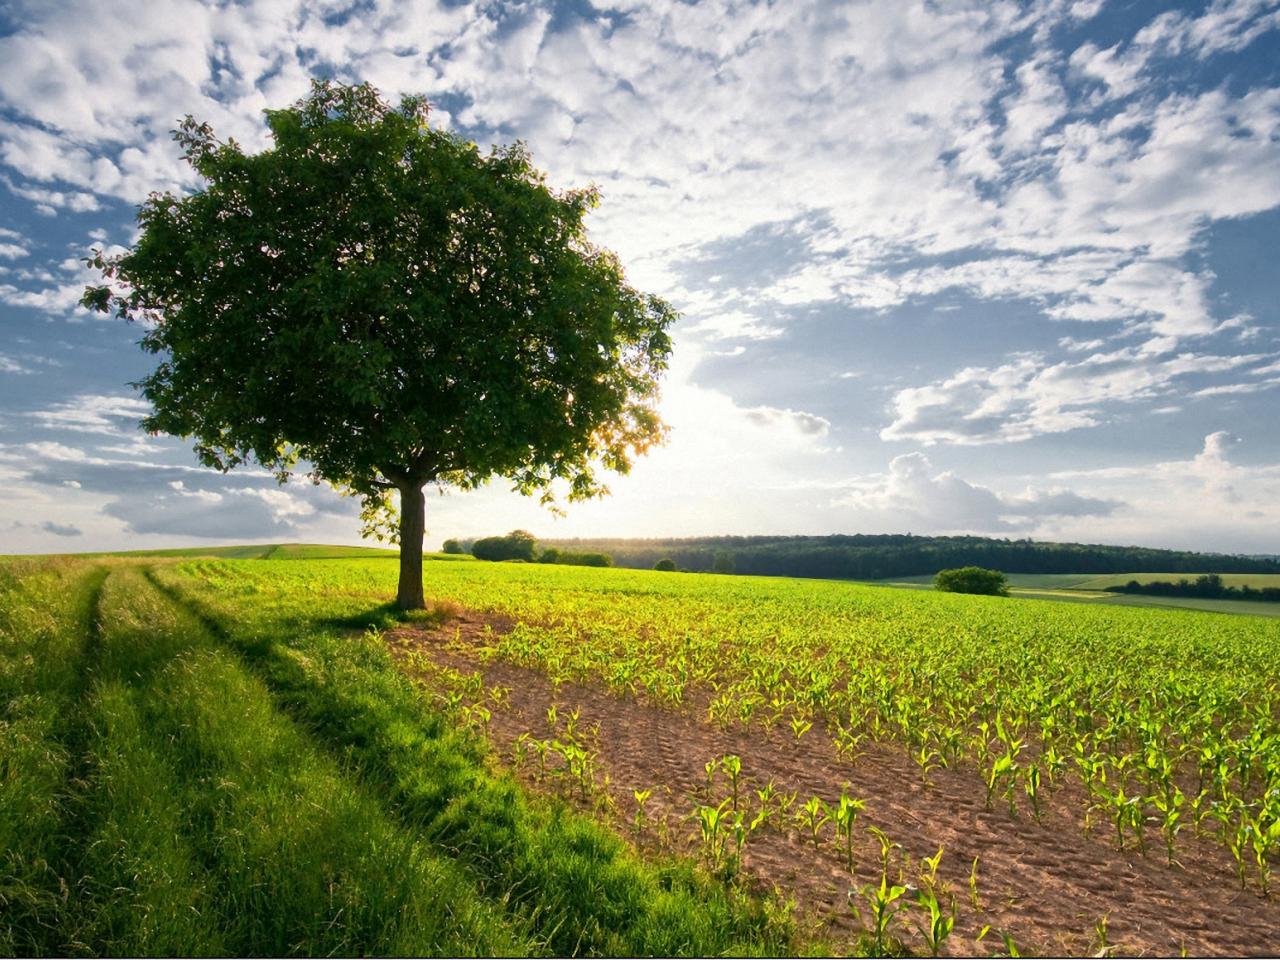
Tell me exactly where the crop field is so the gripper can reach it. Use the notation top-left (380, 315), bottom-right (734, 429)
top-left (4, 551), bottom-right (1280, 956)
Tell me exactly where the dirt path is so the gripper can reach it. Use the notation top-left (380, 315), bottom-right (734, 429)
top-left (388, 612), bottom-right (1280, 957)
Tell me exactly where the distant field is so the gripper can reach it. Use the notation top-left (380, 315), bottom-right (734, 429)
top-left (1069, 572), bottom-right (1280, 591)
top-left (16, 542), bottom-right (477, 562)
top-left (876, 571), bottom-right (1280, 616)
top-left (1098, 593), bottom-right (1280, 617)
top-left (885, 573), bottom-right (1105, 589)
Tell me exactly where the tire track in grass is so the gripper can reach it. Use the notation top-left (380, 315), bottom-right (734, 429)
top-left (58, 567), bottom-right (230, 955)
top-left (150, 564), bottom-right (802, 958)
top-left (65, 566), bottom-right (533, 957)
top-left (0, 558), bottom-right (106, 955)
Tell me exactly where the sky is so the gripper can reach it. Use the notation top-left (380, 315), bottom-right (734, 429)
top-left (1, 0), bottom-right (1278, 555)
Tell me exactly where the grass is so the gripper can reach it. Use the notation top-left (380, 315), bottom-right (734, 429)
top-left (0, 556), bottom-right (104, 955)
top-left (153, 563), bottom-right (796, 957)
top-left (0, 556), bottom-right (799, 956)
top-left (62, 566), bottom-right (533, 955)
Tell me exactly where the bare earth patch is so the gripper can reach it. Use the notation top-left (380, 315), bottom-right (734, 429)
top-left (387, 612), bottom-right (1280, 957)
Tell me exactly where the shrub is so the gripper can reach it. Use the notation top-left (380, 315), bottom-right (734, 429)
top-left (653, 558), bottom-right (676, 572)
top-left (471, 531), bottom-right (538, 562)
top-left (441, 539), bottom-right (463, 555)
top-left (934, 566), bottom-right (1009, 597)
top-left (541, 549), bottom-right (612, 568)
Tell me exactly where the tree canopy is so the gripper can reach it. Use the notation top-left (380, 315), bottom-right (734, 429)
top-left (934, 566), bottom-right (1010, 597)
top-left (84, 80), bottom-right (675, 608)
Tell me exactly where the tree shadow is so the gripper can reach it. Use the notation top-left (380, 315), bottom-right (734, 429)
top-left (318, 602), bottom-right (403, 631)
top-left (318, 601), bottom-right (453, 632)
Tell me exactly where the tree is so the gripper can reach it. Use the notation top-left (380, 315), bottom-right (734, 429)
top-left (472, 530), bottom-right (538, 563)
top-left (653, 557), bottom-right (676, 572)
top-left (441, 539), bottom-right (463, 555)
top-left (83, 81), bottom-right (675, 608)
top-left (934, 566), bottom-right (1009, 597)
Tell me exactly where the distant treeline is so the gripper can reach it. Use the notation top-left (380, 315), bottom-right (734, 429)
top-left (1107, 574), bottom-right (1280, 604)
top-left (538, 535), bottom-right (1280, 581)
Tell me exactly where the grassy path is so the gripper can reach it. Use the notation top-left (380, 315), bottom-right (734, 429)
top-left (0, 557), bottom-right (105, 954)
top-left (4, 562), bottom-right (534, 955)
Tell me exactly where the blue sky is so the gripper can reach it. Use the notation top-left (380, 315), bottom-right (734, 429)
top-left (1, 0), bottom-right (1278, 554)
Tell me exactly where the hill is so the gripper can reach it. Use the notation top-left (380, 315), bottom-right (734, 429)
top-left (538, 534), bottom-right (1280, 581)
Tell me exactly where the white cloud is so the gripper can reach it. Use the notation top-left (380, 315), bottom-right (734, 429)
top-left (882, 348), bottom-right (1270, 445)
top-left (0, 0), bottom-right (1277, 552)
top-left (743, 405), bottom-right (831, 438)
top-left (0, 242), bottom-right (128, 318)
top-left (28, 393), bottom-right (152, 436)
top-left (1134, 0), bottom-right (1280, 61)
top-left (837, 450), bottom-right (1119, 533)
top-left (682, 309), bottom-right (783, 342)
top-left (0, 353), bottom-right (32, 374)
top-left (1041, 431), bottom-right (1280, 552)
top-left (0, 0), bottom-right (1275, 365)
top-left (1, 175), bottom-right (100, 213)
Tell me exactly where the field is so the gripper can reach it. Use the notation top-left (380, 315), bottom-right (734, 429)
top-left (878, 572), bottom-right (1280, 617)
top-left (3, 552), bottom-right (1280, 956)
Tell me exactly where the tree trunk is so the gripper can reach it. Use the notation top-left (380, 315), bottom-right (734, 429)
top-left (397, 483), bottom-right (426, 610)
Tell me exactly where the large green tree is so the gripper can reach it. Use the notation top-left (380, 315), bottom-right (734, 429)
top-left (84, 81), bottom-right (675, 608)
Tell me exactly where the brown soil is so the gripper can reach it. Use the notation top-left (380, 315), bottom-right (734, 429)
top-left (387, 611), bottom-right (1280, 957)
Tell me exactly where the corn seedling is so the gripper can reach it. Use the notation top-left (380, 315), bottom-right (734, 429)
top-left (795, 796), bottom-right (830, 850)
top-left (920, 846), bottom-right (944, 891)
top-left (633, 787), bottom-right (653, 836)
top-left (977, 926), bottom-right (1022, 958)
top-left (511, 731), bottom-right (531, 770)
top-left (910, 885), bottom-right (955, 957)
top-left (720, 754), bottom-right (743, 812)
top-left (789, 715), bottom-right (813, 741)
top-left (753, 780), bottom-right (779, 831)
top-left (867, 824), bottom-right (900, 875)
top-left (1024, 764), bottom-right (1043, 822)
top-left (693, 798), bottom-right (731, 871)
top-left (853, 869), bottom-right (909, 958)
top-left (1091, 914), bottom-right (1114, 958)
top-left (833, 788), bottom-right (867, 875)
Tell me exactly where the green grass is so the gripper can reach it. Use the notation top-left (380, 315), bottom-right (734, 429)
top-left (0, 557), bottom-right (799, 956)
top-left (3, 542), bottom-right (481, 563)
top-left (881, 572), bottom-right (1103, 589)
top-left (154, 563), bottom-right (795, 957)
top-left (263, 542), bottom-right (400, 559)
top-left (0, 556), bottom-right (104, 954)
